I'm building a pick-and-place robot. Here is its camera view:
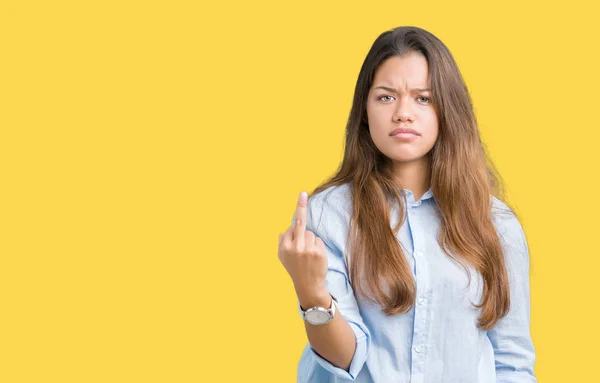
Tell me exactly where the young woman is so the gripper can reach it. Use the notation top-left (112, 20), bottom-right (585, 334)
top-left (278, 26), bottom-right (536, 382)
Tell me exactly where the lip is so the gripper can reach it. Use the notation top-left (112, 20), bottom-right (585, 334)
top-left (390, 128), bottom-right (420, 136)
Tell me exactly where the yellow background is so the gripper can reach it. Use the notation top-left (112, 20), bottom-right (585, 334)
top-left (1, 0), bottom-right (598, 381)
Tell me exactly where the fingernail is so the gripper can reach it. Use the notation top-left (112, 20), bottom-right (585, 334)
top-left (301, 191), bottom-right (307, 200)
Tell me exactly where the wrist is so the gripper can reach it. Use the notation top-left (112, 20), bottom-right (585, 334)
top-left (297, 289), bottom-right (332, 311)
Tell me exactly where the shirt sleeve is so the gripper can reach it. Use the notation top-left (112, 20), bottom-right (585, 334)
top-left (487, 211), bottom-right (537, 383)
top-left (293, 191), bottom-right (371, 381)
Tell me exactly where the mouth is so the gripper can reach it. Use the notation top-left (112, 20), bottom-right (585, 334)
top-left (389, 128), bottom-right (420, 136)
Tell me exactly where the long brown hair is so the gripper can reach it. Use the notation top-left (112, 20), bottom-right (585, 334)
top-left (309, 26), bottom-right (514, 330)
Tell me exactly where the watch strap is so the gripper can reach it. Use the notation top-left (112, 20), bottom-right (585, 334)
top-left (299, 293), bottom-right (338, 320)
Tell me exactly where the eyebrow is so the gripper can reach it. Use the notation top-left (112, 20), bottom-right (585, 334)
top-left (373, 86), bottom-right (431, 93)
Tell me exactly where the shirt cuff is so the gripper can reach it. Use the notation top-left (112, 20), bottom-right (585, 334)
top-left (496, 371), bottom-right (537, 383)
top-left (307, 321), bottom-right (369, 381)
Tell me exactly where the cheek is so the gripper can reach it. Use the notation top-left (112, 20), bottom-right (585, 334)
top-left (426, 128), bottom-right (439, 146)
top-left (429, 124), bottom-right (439, 140)
top-left (418, 117), bottom-right (439, 148)
top-left (365, 112), bottom-right (387, 134)
top-left (365, 104), bottom-right (376, 124)
top-left (424, 114), bottom-right (439, 137)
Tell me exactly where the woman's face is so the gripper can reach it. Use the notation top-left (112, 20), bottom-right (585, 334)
top-left (366, 53), bottom-right (439, 165)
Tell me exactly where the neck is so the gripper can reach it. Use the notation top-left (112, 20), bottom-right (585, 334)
top-left (391, 156), bottom-right (431, 201)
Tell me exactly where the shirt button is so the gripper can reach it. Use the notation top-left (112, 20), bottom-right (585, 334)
top-left (415, 344), bottom-right (426, 353)
top-left (415, 251), bottom-right (423, 257)
top-left (417, 297), bottom-right (426, 305)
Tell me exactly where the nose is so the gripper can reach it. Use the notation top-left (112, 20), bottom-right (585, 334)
top-left (392, 96), bottom-right (414, 122)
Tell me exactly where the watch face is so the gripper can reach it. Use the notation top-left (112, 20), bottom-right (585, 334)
top-left (305, 309), bottom-right (332, 325)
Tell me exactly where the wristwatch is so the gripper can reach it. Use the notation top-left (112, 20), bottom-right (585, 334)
top-left (300, 294), bottom-right (338, 325)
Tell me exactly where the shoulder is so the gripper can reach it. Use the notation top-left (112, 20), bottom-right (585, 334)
top-left (307, 183), bottom-right (352, 219)
top-left (490, 196), bottom-right (528, 258)
top-left (305, 183), bottom-right (352, 240)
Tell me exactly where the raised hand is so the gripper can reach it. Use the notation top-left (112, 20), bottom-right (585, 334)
top-left (278, 191), bottom-right (329, 305)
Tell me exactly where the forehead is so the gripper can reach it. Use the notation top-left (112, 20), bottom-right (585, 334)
top-left (372, 54), bottom-right (430, 86)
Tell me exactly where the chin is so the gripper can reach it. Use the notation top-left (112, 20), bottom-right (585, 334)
top-left (388, 153), bottom-right (428, 163)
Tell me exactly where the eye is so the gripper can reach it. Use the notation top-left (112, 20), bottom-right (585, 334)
top-left (417, 96), bottom-right (431, 104)
top-left (377, 95), bottom-right (394, 102)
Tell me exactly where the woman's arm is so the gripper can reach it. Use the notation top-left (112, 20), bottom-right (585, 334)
top-left (297, 288), bottom-right (357, 372)
top-left (488, 208), bottom-right (537, 382)
top-left (280, 191), bottom-right (371, 381)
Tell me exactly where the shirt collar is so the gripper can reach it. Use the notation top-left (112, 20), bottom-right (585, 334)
top-left (403, 187), bottom-right (434, 203)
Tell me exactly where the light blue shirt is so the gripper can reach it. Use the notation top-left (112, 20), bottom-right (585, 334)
top-left (293, 184), bottom-right (536, 382)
